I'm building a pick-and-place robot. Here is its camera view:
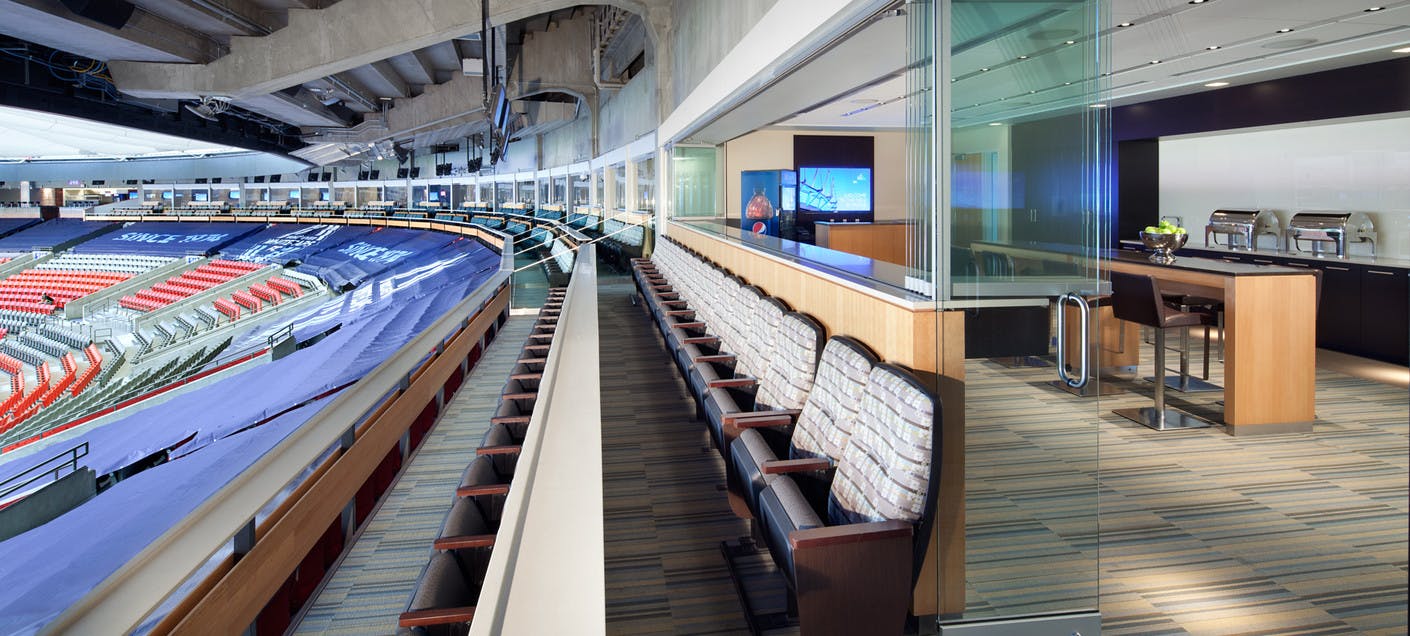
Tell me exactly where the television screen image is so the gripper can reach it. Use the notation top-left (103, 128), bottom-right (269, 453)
top-left (320, 190), bottom-right (331, 201)
top-left (161, 191), bottom-right (173, 201)
top-left (428, 191), bottom-right (440, 202)
top-left (230, 190), bottom-right (241, 200)
top-left (193, 192), bottom-right (209, 202)
top-left (289, 189), bottom-right (302, 200)
top-left (797, 167), bottom-right (871, 213)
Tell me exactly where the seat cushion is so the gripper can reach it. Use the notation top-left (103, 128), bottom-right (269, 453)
top-left (729, 428), bottom-right (782, 515)
top-left (757, 476), bottom-right (824, 581)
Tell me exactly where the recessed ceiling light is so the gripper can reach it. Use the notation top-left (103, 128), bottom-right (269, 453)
top-left (1189, 0), bottom-right (1207, 3)
top-left (1149, 60), bottom-right (1161, 64)
top-left (1277, 28), bottom-right (1294, 33)
top-left (1394, 46), bottom-right (1410, 53)
top-left (1204, 81), bottom-right (1230, 87)
top-left (1365, 7), bottom-right (1384, 11)
top-left (1207, 45), bottom-right (1221, 50)
top-left (1018, 55), bottom-right (1029, 59)
top-left (1090, 103), bottom-right (1106, 108)
top-left (1028, 90), bottom-right (1036, 94)
top-left (980, 67), bottom-right (989, 72)
top-left (1064, 82), bottom-right (1073, 85)
top-left (1118, 22), bottom-right (1133, 27)
top-left (988, 122), bottom-right (1003, 126)
top-left (1065, 40), bottom-right (1077, 45)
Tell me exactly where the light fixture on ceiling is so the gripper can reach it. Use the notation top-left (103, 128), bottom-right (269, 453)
top-left (183, 96), bottom-right (232, 122)
top-left (1065, 40), bottom-right (1076, 45)
top-left (1365, 7), bottom-right (1384, 11)
top-left (1018, 55), bottom-right (1029, 59)
top-left (1393, 46), bottom-right (1410, 53)
top-left (1189, 0), bottom-right (1207, 4)
top-left (980, 67), bottom-right (990, 72)
top-left (1064, 81), bottom-right (1073, 85)
top-left (1118, 22), bottom-right (1133, 27)
top-left (988, 122), bottom-right (1003, 126)
top-left (1207, 45), bottom-right (1221, 50)
top-left (1204, 81), bottom-right (1230, 87)
top-left (1277, 28), bottom-right (1294, 33)
top-left (1149, 60), bottom-right (1161, 64)
top-left (1090, 103), bottom-right (1106, 108)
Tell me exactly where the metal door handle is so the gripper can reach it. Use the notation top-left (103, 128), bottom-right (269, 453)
top-left (1055, 293), bottom-right (1090, 389)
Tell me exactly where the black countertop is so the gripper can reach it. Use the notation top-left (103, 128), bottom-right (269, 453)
top-left (1111, 249), bottom-right (1314, 277)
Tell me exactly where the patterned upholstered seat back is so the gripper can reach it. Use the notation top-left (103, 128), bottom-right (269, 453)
top-left (788, 336), bottom-right (879, 461)
top-left (826, 364), bottom-right (938, 528)
top-left (753, 311), bottom-right (823, 412)
top-left (726, 286), bottom-right (765, 375)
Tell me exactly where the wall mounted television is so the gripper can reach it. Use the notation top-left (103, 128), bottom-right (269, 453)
top-left (796, 167), bottom-right (872, 213)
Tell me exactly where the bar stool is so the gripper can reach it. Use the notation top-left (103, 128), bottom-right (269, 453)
top-left (1149, 293), bottom-right (1223, 393)
top-left (1110, 272), bottom-right (1214, 431)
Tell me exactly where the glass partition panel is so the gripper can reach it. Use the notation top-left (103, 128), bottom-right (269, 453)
top-left (538, 177), bottom-right (551, 204)
top-left (571, 173), bottom-right (590, 206)
top-left (517, 180), bottom-right (535, 205)
top-left (383, 185), bottom-right (406, 206)
top-left (495, 181), bottom-right (514, 210)
top-left (594, 168), bottom-right (605, 207)
top-left (610, 163), bottom-right (627, 210)
top-left (931, 0), bottom-right (1107, 627)
top-left (356, 186), bottom-right (380, 205)
top-left (670, 146), bottom-right (718, 218)
top-left (635, 156), bottom-right (655, 213)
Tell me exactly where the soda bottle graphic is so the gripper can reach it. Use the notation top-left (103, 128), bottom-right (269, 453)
top-left (745, 189), bottom-right (774, 236)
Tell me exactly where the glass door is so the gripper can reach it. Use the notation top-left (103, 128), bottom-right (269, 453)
top-left (917, 0), bottom-right (1108, 631)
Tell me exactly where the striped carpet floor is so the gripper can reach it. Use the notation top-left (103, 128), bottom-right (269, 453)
top-left (598, 274), bottom-right (761, 635)
top-left (292, 316), bottom-right (534, 635)
top-left (965, 336), bottom-right (1408, 635)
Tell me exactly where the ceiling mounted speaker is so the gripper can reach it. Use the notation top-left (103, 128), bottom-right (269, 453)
top-left (59, 0), bottom-right (137, 29)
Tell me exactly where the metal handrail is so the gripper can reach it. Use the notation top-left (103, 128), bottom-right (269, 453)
top-left (0, 442), bottom-right (89, 501)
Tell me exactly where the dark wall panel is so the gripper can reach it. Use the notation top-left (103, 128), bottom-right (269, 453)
top-left (1116, 139), bottom-right (1159, 241)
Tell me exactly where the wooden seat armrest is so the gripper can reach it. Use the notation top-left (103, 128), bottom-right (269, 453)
top-left (523, 344), bottom-right (550, 352)
top-left (502, 391), bottom-right (538, 400)
top-left (456, 483), bottom-right (510, 497)
top-left (510, 373), bottom-right (544, 380)
top-left (682, 336), bottom-right (720, 345)
top-left (721, 409), bottom-right (800, 425)
top-left (433, 533), bottom-right (497, 550)
top-left (673, 321), bottom-right (707, 330)
top-left (730, 413), bottom-right (796, 429)
top-left (529, 333), bottom-right (554, 339)
top-left (399, 607), bottom-right (477, 628)
top-left (707, 376), bottom-right (756, 389)
top-left (693, 354), bottom-right (736, 364)
top-left (660, 299), bottom-right (689, 307)
top-left (477, 444), bottom-right (522, 456)
top-left (789, 520), bottom-right (912, 550)
top-left (517, 357), bottom-right (547, 364)
top-left (665, 310), bottom-right (696, 317)
top-left (761, 458), bottom-right (832, 475)
top-left (490, 415), bottom-right (531, 425)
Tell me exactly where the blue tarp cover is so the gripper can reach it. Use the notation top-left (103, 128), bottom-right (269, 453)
top-left (0, 220), bottom-right (116, 252)
top-left (0, 218), bottom-right (42, 240)
top-left (217, 224), bottom-right (378, 265)
top-left (0, 231), bottom-right (502, 633)
top-left (293, 227), bottom-right (457, 289)
top-left (68, 222), bottom-right (262, 257)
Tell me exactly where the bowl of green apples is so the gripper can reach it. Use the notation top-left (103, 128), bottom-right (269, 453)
top-left (1140, 220), bottom-right (1188, 264)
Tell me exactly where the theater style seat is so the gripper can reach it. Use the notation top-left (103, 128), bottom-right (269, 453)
top-left (700, 306), bottom-right (822, 457)
top-left (397, 552), bottom-right (479, 636)
top-left (754, 363), bottom-right (941, 635)
top-left (726, 335), bottom-right (878, 516)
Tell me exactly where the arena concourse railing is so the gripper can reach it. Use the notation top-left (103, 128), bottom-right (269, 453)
top-left (44, 218), bottom-right (517, 633)
top-left (471, 243), bottom-right (602, 635)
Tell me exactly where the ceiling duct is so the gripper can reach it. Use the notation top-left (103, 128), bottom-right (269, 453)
top-left (58, 0), bottom-right (137, 29)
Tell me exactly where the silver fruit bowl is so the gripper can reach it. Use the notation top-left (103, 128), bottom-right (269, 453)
top-left (1140, 231), bottom-right (1187, 264)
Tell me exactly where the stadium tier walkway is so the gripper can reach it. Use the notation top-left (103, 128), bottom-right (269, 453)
top-left (293, 316), bottom-right (534, 634)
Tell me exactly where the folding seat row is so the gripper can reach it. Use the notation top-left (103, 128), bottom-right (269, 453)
top-left (630, 236), bottom-right (942, 633)
top-left (266, 277), bottom-right (303, 297)
top-left (398, 288), bottom-right (566, 635)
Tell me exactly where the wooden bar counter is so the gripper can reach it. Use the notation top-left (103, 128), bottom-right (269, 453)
top-left (1107, 252), bottom-right (1319, 434)
top-left (973, 242), bottom-right (1320, 435)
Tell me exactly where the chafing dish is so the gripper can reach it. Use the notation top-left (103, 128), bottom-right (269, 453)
top-left (1285, 211), bottom-right (1376, 259)
top-left (1204, 209), bottom-right (1280, 251)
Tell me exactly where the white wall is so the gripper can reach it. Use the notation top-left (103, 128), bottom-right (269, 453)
top-left (1159, 115), bottom-right (1410, 259)
top-left (723, 128), bottom-right (907, 221)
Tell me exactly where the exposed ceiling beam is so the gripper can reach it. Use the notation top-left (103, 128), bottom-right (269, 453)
top-left (0, 0), bottom-right (218, 63)
top-left (366, 60), bottom-right (410, 98)
top-left (327, 72), bottom-right (380, 112)
top-left (129, 0), bottom-right (276, 37)
top-left (408, 49), bottom-right (438, 86)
